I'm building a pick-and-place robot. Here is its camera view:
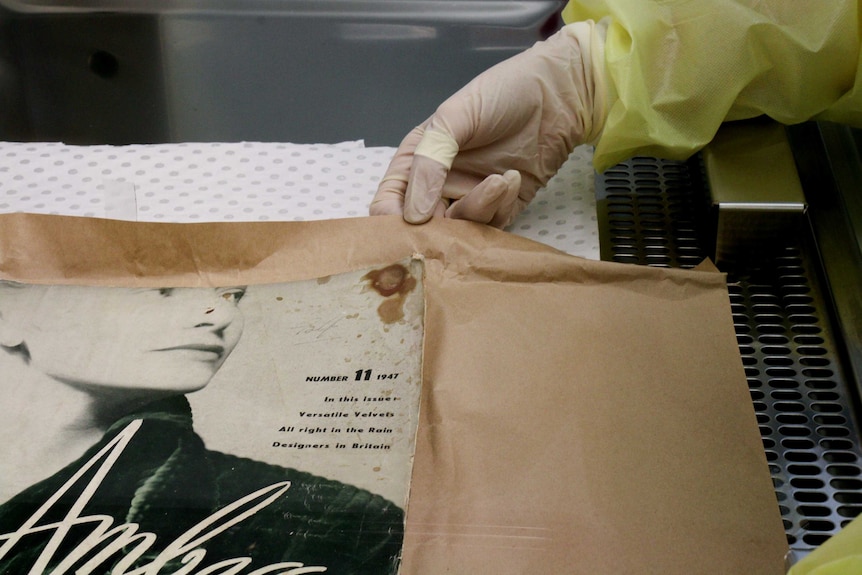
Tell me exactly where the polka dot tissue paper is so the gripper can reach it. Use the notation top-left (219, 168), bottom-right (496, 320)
top-left (0, 140), bottom-right (598, 259)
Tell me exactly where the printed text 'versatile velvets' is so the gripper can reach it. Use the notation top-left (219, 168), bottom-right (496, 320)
top-left (0, 420), bottom-right (327, 575)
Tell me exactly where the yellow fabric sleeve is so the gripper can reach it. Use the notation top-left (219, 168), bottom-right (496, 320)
top-left (786, 515), bottom-right (862, 575)
top-left (562, 0), bottom-right (862, 171)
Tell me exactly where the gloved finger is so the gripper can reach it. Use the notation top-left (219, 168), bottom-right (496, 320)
top-left (369, 190), bottom-right (405, 217)
top-left (370, 126), bottom-right (427, 217)
top-left (488, 170), bottom-right (525, 228)
top-left (445, 170), bottom-right (522, 228)
top-left (404, 128), bottom-right (460, 224)
top-left (403, 154), bottom-right (450, 224)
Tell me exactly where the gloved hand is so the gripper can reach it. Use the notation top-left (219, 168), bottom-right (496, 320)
top-left (370, 19), bottom-right (609, 228)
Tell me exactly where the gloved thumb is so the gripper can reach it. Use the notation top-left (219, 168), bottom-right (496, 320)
top-left (445, 170), bottom-right (523, 228)
top-left (404, 128), bottom-right (459, 224)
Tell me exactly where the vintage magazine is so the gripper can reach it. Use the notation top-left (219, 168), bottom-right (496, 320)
top-left (0, 258), bottom-right (424, 574)
top-left (0, 213), bottom-right (791, 574)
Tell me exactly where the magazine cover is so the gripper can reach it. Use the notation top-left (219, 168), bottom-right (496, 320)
top-left (0, 258), bottom-right (424, 575)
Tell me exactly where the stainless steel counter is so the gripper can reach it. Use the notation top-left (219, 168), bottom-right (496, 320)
top-left (595, 123), bottom-right (862, 558)
top-left (0, 0), bottom-right (564, 146)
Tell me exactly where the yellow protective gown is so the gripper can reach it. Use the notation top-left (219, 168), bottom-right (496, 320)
top-left (786, 514), bottom-right (862, 575)
top-left (561, 3), bottom-right (862, 571)
top-left (563, 0), bottom-right (862, 171)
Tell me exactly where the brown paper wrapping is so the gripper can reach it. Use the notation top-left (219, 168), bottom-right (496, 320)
top-left (0, 213), bottom-right (788, 574)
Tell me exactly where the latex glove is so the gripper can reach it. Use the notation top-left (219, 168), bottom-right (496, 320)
top-left (370, 20), bottom-right (608, 228)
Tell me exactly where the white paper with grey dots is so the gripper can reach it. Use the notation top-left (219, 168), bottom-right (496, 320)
top-left (0, 141), bottom-right (599, 259)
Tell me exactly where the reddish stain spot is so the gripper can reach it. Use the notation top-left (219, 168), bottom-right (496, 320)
top-left (362, 264), bottom-right (417, 324)
top-left (364, 264), bottom-right (410, 297)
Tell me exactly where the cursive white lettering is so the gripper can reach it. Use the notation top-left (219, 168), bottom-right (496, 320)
top-left (0, 420), bottom-right (327, 575)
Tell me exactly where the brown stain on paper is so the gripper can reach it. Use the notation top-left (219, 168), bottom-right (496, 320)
top-left (362, 264), bottom-right (417, 324)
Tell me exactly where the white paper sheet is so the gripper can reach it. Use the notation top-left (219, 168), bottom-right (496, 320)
top-left (0, 140), bottom-right (599, 258)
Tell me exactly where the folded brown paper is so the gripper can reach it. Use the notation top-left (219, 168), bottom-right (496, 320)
top-left (0, 213), bottom-right (787, 574)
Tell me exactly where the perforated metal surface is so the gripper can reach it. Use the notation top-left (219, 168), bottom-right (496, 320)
top-left (596, 157), bottom-right (707, 269)
top-left (729, 246), bottom-right (862, 549)
top-left (596, 157), bottom-right (862, 553)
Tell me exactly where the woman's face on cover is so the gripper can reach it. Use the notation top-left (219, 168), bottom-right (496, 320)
top-left (0, 284), bottom-right (245, 394)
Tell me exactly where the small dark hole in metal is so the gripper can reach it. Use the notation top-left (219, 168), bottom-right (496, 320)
top-left (767, 367), bottom-right (797, 377)
top-left (771, 390), bottom-right (802, 401)
top-left (775, 402), bottom-right (805, 412)
top-left (811, 403), bottom-right (843, 413)
top-left (800, 357), bottom-right (831, 367)
top-left (823, 451), bottom-right (858, 464)
top-left (805, 380), bottom-right (836, 390)
top-left (783, 438), bottom-right (815, 450)
top-left (89, 50), bottom-right (120, 79)
top-left (797, 505), bottom-right (831, 517)
top-left (779, 426), bottom-right (812, 437)
top-left (793, 491), bottom-right (828, 503)
top-left (787, 463), bottom-right (822, 475)
top-left (814, 414), bottom-right (848, 426)
top-left (835, 492), bottom-right (862, 504)
top-left (792, 325), bottom-right (822, 335)
top-left (799, 520), bottom-right (835, 532)
top-left (791, 477), bottom-right (824, 489)
top-left (826, 464), bottom-right (862, 476)
top-left (838, 506), bottom-right (862, 518)
top-left (822, 439), bottom-right (854, 450)
top-left (794, 335), bottom-right (825, 345)
top-left (785, 451), bottom-right (817, 462)
top-left (831, 478), bottom-right (862, 490)
top-left (776, 413), bottom-right (807, 425)
top-left (769, 379), bottom-right (799, 389)
top-left (802, 533), bottom-right (833, 546)
top-left (797, 346), bottom-right (828, 356)
top-left (787, 304), bottom-right (816, 315)
top-left (818, 427), bottom-right (851, 438)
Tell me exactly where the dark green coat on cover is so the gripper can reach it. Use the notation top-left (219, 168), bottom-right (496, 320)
top-left (0, 397), bottom-right (404, 574)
